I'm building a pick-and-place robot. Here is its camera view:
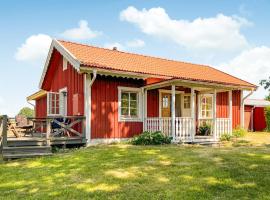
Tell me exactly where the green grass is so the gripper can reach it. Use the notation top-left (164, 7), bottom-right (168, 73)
top-left (1, 133), bottom-right (270, 199)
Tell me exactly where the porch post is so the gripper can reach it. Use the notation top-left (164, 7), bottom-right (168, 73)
top-left (228, 90), bottom-right (233, 134)
top-left (213, 89), bottom-right (217, 141)
top-left (171, 85), bottom-right (176, 141)
top-left (143, 89), bottom-right (148, 131)
top-left (191, 87), bottom-right (195, 142)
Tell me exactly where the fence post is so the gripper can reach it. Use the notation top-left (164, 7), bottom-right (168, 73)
top-left (82, 117), bottom-right (86, 139)
top-left (46, 118), bottom-right (51, 146)
top-left (2, 115), bottom-right (8, 147)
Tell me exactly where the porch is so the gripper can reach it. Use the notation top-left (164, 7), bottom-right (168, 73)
top-left (0, 115), bottom-right (86, 159)
top-left (143, 82), bottom-right (234, 143)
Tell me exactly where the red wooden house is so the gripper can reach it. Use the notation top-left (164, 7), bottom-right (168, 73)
top-left (27, 39), bottom-right (257, 144)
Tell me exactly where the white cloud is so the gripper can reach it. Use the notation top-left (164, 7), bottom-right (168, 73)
top-left (218, 46), bottom-right (270, 98)
top-left (104, 42), bottom-right (125, 51)
top-left (60, 20), bottom-right (101, 40)
top-left (120, 6), bottom-right (250, 52)
top-left (15, 34), bottom-right (52, 62)
top-left (126, 39), bottom-right (145, 48)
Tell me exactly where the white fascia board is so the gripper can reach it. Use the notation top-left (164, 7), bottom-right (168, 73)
top-left (39, 39), bottom-right (81, 89)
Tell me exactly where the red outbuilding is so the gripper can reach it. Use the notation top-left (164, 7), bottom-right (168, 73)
top-left (244, 99), bottom-right (270, 131)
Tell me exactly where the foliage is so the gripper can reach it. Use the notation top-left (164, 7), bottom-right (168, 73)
top-left (232, 127), bottom-right (246, 138)
top-left (18, 107), bottom-right (34, 118)
top-left (260, 77), bottom-right (270, 91)
top-left (265, 106), bottom-right (270, 132)
top-left (220, 133), bottom-right (232, 141)
top-left (130, 131), bottom-right (172, 145)
top-left (198, 123), bottom-right (212, 136)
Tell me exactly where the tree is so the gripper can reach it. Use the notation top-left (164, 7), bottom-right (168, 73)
top-left (260, 77), bottom-right (270, 100)
top-left (18, 107), bottom-right (34, 118)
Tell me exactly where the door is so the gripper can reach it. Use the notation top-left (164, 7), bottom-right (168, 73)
top-left (161, 93), bottom-right (171, 117)
top-left (181, 94), bottom-right (191, 117)
top-left (59, 88), bottom-right (67, 116)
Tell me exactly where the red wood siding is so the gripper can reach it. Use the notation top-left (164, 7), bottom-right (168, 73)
top-left (254, 107), bottom-right (266, 131)
top-left (147, 89), bottom-right (159, 117)
top-left (35, 96), bottom-right (47, 118)
top-left (232, 90), bottom-right (241, 128)
top-left (216, 92), bottom-right (229, 118)
top-left (38, 49), bottom-right (84, 116)
top-left (91, 76), bottom-right (144, 139)
top-left (244, 105), bottom-right (253, 130)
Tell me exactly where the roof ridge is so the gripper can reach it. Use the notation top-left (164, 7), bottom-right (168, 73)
top-left (57, 39), bottom-right (212, 68)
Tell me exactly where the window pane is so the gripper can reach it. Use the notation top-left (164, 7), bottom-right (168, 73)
top-left (121, 107), bottom-right (129, 115)
top-left (121, 99), bottom-right (129, 107)
top-left (121, 92), bottom-right (129, 100)
top-left (130, 93), bottom-right (137, 101)
top-left (130, 108), bottom-right (137, 116)
top-left (130, 100), bottom-right (137, 108)
top-left (206, 111), bottom-right (212, 118)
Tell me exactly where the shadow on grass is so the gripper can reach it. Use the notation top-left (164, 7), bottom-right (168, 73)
top-left (0, 144), bottom-right (270, 199)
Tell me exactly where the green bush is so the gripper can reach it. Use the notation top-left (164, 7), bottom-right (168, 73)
top-left (18, 107), bottom-right (34, 118)
top-left (131, 131), bottom-right (172, 145)
top-left (232, 127), bottom-right (246, 138)
top-left (220, 133), bottom-right (232, 141)
top-left (198, 123), bottom-right (211, 136)
top-left (265, 106), bottom-right (270, 132)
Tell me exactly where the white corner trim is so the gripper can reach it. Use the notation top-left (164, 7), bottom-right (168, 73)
top-left (118, 86), bottom-right (143, 122)
top-left (39, 39), bottom-right (81, 89)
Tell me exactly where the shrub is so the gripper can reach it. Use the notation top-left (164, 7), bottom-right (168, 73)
top-left (131, 131), bottom-right (172, 145)
top-left (220, 133), bottom-right (232, 141)
top-left (265, 106), bottom-right (270, 132)
top-left (198, 123), bottom-right (212, 136)
top-left (232, 127), bottom-right (246, 138)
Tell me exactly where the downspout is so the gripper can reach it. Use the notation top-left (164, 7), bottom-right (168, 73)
top-left (241, 90), bottom-right (254, 128)
top-left (85, 70), bottom-right (97, 144)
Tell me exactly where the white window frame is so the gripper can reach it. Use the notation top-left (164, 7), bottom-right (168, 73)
top-left (63, 57), bottom-right (68, 71)
top-left (199, 94), bottom-right (214, 119)
top-left (47, 92), bottom-right (60, 116)
top-left (118, 86), bottom-right (142, 122)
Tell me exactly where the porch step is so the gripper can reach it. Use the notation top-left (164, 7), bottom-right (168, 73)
top-left (2, 146), bottom-right (52, 159)
top-left (7, 139), bottom-right (46, 147)
top-left (192, 140), bottom-right (220, 146)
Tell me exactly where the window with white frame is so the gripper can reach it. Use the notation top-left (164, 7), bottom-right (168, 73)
top-left (162, 95), bottom-right (169, 108)
top-left (47, 92), bottom-right (60, 116)
top-left (63, 57), bottom-right (68, 71)
top-left (47, 89), bottom-right (67, 116)
top-left (118, 87), bottom-right (142, 121)
top-left (200, 94), bottom-right (213, 119)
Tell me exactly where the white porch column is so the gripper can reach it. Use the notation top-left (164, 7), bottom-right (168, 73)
top-left (213, 89), bottom-right (217, 141)
top-left (143, 89), bottom-right (148, 131)
top-left (191, 87), bottom-right (195, 142)
top-left (240, 90), bottom-right (244, 128)
top-left (228, 90), bottom-right (233, 134)
top-left (84, 73), bottom-right (91, 142)
top-left (171, 85), bottom-right (176, 141)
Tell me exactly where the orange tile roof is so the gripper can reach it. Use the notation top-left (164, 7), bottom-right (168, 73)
top-left (58, 40), bottom-right (256, 89)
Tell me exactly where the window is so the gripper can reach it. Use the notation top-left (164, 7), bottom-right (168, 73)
top-left (47, 89), bottom-right (67, 116)
top-left (200, 94), bottom-right (213, 119)
top-left (118, 87), bottom-right (142, 121)
top-left (162, 95), bottom-right (169, 108)
top-left (47, 92), bottom-right (60, 116)
top-left (183, 95), bottom-right (191, 109)
top-left (63, 57), bottom-right (68, 71)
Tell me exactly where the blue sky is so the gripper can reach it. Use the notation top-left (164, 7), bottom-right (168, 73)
top-left (0, 0), bottom-right (270, 116)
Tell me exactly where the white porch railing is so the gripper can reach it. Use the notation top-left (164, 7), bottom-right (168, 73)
top-left (215, 118), bottom-right (232, 138)
top-left (175, 117), bottom-right (194, 142)
top-left (145, 117), bottom-right (232, 142)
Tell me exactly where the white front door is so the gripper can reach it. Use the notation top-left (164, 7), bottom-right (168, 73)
top-left (59, 88), bottom-right (67, 116)
top-left (181, 94), bottom-right (191, 117)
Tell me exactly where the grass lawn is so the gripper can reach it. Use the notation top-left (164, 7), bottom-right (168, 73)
top-left (1, 133), bottom-right (270, 200)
